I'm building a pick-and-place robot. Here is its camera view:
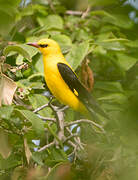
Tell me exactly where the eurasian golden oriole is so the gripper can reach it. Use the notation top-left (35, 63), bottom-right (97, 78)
top-left (27, 39), bottom-right (108, 120)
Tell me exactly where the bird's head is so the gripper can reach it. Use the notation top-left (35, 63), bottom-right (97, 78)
top-left (27, 38), bottom-right (61, 55)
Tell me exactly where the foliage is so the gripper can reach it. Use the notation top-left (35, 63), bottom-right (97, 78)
top-left (0, 0), bottom-right (138, 179)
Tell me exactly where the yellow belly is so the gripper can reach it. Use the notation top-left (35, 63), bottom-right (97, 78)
top-left (43, 57), bottom-right (87, 114)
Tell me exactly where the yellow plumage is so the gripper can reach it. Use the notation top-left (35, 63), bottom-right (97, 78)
top-left (37, 39), bottom-right (88, 115)
top-left (27, 38), bottom-right (108, 120)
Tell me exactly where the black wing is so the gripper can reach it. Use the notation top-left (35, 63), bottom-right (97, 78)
top-left (57, 62), bottom-right (109, 120)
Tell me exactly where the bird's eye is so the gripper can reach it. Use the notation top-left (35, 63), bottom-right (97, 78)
top-left (39, 44), bottom-right (48, 48)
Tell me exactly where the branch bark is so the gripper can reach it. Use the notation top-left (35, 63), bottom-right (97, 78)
top-left (65, 119), bottom-right (105, 134)
top-left (38, 141), bottom-right (55, 152)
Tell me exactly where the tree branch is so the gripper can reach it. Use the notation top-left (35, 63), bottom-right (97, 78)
top-left (63, 133), bottom-right (78, 143)
top-left (66, 10), bottom-right (83, 16)
top-left (49, 104), bottom-right (65, 142)
top-left (66, 127), bottom-right (84, 150)
top-left (38, 141), bottom-right (55, 152)
top-left (65, 119), bottom-right (105, 134)
top-left (36, 114), bottom-right (56, 123)
top-left (81, 6), bottom-right (91, 19)
top-left (33, 103), bottom-right (49, 113)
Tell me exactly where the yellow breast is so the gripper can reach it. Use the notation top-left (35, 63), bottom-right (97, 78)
top-left (43, 55), bottom-right (87, 114)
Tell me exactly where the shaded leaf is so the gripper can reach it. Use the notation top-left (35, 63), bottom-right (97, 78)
top-left (90, 0), bottom-right (117, 6)
top-left (96, 40), bottom-right (125, 51)
top-left (0, 130), bottom-right (11, 159)
top-left (94, 81), bottom-right (124, 92)
top-left (98, 93), bottom-right (127, 104)
top-left (0, 105), bottom-right (14, 119)
top-left (116, 53), bottom-right (137, 71)
top-left (0, 154), bottom-right (20, 170)
top-left (17, 110), bottom-right (45, 136)
top-left (0, 0), bottom-right (20, 36)
top-left (35, 55), bottom-right (44, 73)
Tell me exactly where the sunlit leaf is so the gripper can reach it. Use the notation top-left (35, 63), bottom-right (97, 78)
top-left (28, 94), bottom-right (52, 117)
top-left (16, 54), bottom-right (24, 65)
top-left (37, 15), bottom-right (64, 30)
top-left (66, 41), bottom-right (89, 69)
top-left (52, 34), bottom-right (72, 53)
top-left (3, 44), bottom-right (38, 62)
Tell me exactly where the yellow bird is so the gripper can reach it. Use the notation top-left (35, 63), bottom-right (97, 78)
top-left (27, 39), bottom-right (108, 120)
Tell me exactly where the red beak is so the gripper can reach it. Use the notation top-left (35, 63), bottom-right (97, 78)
top-left (27, 42), bottom-right (39, 48)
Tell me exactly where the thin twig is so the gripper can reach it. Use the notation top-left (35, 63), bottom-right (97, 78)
top-left (47, 0), bottom-right (55, 13)
top-left (81, 6), bottom-right (91, 19)
top-left (66, 10), bottom-right (83, 16)
top-left (57, 105), bottom-right (69, 112)
top-left (36, 114), bottom-right (56, 122)
top-left (49, 104), bottom-right (65, 142)
top-left (33, 103), bottom-right (49, 113)
top-left (65, 119), bottom-right (105, 134)
top-left (66, 127), bottom-right (84, 150)
top-left (38, 141), bottom-right (55, 152)
top-left (67, 140), bottom-right (77, 162)
top-left (63, 133), bottom-right (78, 143)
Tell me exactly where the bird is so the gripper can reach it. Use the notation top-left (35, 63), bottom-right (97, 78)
top-left (27, 39), bottom-right (108, 120)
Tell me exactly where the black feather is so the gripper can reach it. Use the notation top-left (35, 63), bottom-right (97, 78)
top-left (57, 63), bottom-right (109, 120)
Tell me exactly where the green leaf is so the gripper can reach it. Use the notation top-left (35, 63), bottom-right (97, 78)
top-left (45, 147), bottom-right (68, 166)
top-left (93, 45), bottom-right (107, 55)
top-left (116, 53), bottom-right (138, 71)
top-left (0, 105), bottom-right (13, 119)
top-left (0, 0), bottom-right (20, 36)
top-left (125, 40), bottom-right (138, 48)
top-left (106, 14), bottom-right (133, 29)
top-left (16, 54), bottom-right (24, 65)
top-left (96, 40), bottom-right (125, 51)
top-left (98, 93), bottom-right (127, 104)
top-left (52, 34), bottom-right (72, 46)
top-left (28, 94), bottom-right (52, 117)
top-left (91, 10), bottom-right (133, 29)
top-left (35, 55), bottom-right (44, 73)
top-left (64, 108), bottom-right (75, 122)
top-left (32, 151), bottom-right (44, 166)
top-left (90, 0), bottom-right (117, 6)
top-left (0, 154), bottom-right (20, 170)
top-left (94, 81), bottom-right (124, 92)
top-left (52, 34), bottom-right (72, 53)
top-left (26, 34), bottom-right (49, 43)
top-left (17, 110), bottom-right (45, 136)
top-left (3, 44), bottom-right (38, 62)
top-left (66, 41), bottom-right (89, 70)
top-left (28, 73), bottom-right (44, 80)
top-left (37, 15), bottom-right (64, 30)
top-left (21, 44), bottom-right (39, 58)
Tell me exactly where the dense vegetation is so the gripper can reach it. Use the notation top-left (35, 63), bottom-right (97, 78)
top-left (0, 0), bottom-right (138, 179)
